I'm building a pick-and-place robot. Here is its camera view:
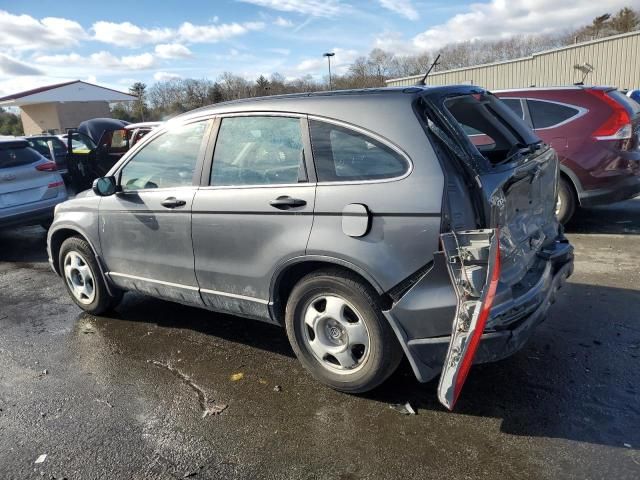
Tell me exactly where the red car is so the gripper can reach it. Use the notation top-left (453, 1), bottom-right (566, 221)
top-left (495, 86), bottom-right (640, 223)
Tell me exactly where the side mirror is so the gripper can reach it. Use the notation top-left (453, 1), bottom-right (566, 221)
top-left (92, 176), bottom-right (117, 196)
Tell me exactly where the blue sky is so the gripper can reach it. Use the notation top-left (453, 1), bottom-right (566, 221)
top-left (0, 0), bottom-right (632, 96)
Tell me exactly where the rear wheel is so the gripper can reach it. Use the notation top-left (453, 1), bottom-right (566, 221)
top-left (285, 269), bottom-right (403, 393)
top-left (556, 177), bottom-right (576, 225)
top-left (58, 236), bottom-right (122, 314)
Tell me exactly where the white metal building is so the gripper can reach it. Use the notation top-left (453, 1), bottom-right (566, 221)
top-left (386, 31), bottom-right (640, 91)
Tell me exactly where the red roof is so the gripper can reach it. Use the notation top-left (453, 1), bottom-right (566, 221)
top-left (0, 80), bottom-right (133, 102)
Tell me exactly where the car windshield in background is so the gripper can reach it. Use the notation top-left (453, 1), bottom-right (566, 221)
top-left (0, 143), bottom-right (42, 169)
top-left (27, 137), bottom-right (67, 157)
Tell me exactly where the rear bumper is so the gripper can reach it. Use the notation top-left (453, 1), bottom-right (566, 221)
top-left (579, 173), bottom-right (640, 207)
top-left (384, 241), bottom-right (574, 383)
top-left (0, 191), bottom-right (67, 228)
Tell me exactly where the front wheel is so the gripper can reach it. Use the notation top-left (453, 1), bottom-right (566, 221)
top-left (285, 269), bottom-right (403, 393)
top-left (58, 236), bottom-right (122, 314)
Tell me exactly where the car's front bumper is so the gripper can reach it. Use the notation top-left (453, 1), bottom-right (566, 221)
top-left (384, 241), bottom-right (574, 383)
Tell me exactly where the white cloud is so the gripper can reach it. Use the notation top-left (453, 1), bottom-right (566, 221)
top-left (154, 71), bottom-right (183, 81)
top-left (378, 0), bottom-right (418, 21)
top-left (0, 54), bottom-right (44, 76)
top-left (92, 21), bottom-right (173, 47)
top-left (35, 51), bottom-right (156, 70)
top-left (92, 20), bottom-right (264, 47)
top-left (178, 21), bottom-right (264, 43)
top-left (274, 16), bottom-right (294, 27)
top-left (0, 10), bottom-right (86, 52)
top-left (412, 0), bottom-right (631, 51)
top-left (237, 0), bottom-right (344, 17)
top-left (295, 47), bottom-right (359, 76)
top-left (155, 43), bottom-right (192, 59)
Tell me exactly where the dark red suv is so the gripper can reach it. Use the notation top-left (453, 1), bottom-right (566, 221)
top-left (495, 87), bottom-right (640, 223)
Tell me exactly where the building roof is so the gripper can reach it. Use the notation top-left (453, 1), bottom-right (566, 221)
top-left (0, 80), bottom-right (136, 107)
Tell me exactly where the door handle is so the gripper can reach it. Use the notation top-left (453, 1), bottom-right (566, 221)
top-left (269, 196), bottom-right (307, 210)
top-left (161, 197), bottom-right (186, 209)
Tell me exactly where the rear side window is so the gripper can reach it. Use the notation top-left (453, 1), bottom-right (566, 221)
top-left (528, 100), bottom-right (580, 129)
top-left (211, 116), bottom-right (305, 186)
top-left (309, 120), bottom-right (408, 182)
top-left (27, 138), bottom-right (67, 157)
top-left (501, 98), bottom-right (524, 119)
top-left (0, 145), bottom-right (42, 169)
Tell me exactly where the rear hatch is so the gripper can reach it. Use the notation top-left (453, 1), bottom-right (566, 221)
top-left (417, 87), bottom-right (563, 409)
top-left (0, 141), bottom-right (62, 209)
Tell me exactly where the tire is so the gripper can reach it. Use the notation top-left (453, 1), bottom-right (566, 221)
top-left (556, 177), bottom-right (576, 225)
top-left (58, 236), bottom-right (122, 314)
top-left (285, 269), bottom-right (403, 393)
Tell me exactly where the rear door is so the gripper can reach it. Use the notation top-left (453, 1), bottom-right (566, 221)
top-left (99, 119), bottom-right (211, 305)
top-left (420, 88), bottom-right (561, 409)
top-left (192, 114), bottom-right (315, 320)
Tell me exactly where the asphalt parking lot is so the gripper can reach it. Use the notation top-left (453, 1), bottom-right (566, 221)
top-left (1, 200), bottom-right (639, 480)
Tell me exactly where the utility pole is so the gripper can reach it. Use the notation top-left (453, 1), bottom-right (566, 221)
top-left (323, 52), bottom-right (335, 90)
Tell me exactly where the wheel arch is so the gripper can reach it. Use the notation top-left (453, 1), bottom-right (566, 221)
top-left (558, 165), bottom-right (581, 204)
top-left (269, 256), bottom-right (391, 325)
top-left (49, 226), bottom-right (116, 296)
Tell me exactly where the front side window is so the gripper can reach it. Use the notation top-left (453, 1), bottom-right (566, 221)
top-left (120, 120), bottom-right (208, 190)
top-left (309, 120), bottom-right (408, 182)
top-left (528, 100), bottom-right (580, 129)
top-left (211, 116), bottom-right (304, 186)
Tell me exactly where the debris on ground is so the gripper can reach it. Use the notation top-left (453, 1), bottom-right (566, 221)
top-left (390, 402), bottom-right (416, 415)
top-left (202, 403), bottom-right (228, 418)
top-left (95, 399), bottom-right (113, 408)
top-left (258, 378), bottom-right (267, 385)
top-left (39, 369), bottom-right (48, 376)
top-left (230, 372), bottom-right (244, 381)
top-left (34, 454), bottom-right (47, 464)
top-left (273, 385), bottom-right (282, 392)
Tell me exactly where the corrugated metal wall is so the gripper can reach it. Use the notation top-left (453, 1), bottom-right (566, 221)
top-left (386, 31), bottom-right (640, 90)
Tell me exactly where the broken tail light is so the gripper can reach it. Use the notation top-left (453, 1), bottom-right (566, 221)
top-left (437, 229), bottom-right (501, 410)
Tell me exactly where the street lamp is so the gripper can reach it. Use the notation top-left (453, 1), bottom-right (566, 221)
top-left (323, 52), bottom-right (335, 90)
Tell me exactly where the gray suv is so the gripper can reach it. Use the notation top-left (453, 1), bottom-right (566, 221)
top-left (47, 86), bottom-right (574, 409)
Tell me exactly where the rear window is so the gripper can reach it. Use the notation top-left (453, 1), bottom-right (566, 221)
top-left (528, 100), bottom-right (580, 129)
top-left (501, 98), bottom-right (524, 119)
top-left (0, 144), bottom-right (42, 169)
top-left (608, 90), bottom-right (640, 116)
top-left (443, 93), bottom-right (539, 165)
top-left (309, 120), bottom-right (408, 182)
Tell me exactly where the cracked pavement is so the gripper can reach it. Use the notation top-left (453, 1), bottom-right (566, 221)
top-left (1, 199), bottom-right (639, 479)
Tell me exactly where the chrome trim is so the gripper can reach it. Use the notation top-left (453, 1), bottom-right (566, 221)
top-left (512, 97), bottom-right (589, 130)
top-left (200, 288), bottom-right (270, 304)
top-left (197, 183), bottom-right (315, 191)
top-left (107, 272), bottom-right (199, 291)
top-left (107, 271), bottom-right (270, 304)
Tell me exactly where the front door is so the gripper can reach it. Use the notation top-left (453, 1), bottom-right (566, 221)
top-left (99, 119), bottom-right (211, 305)
top-left (192, 115), bottom-right (315, 320)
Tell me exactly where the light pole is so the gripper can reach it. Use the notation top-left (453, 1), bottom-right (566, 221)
top-left (323, 52), bottom-right (335, 90)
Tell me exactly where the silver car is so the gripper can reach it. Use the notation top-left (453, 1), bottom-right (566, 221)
top-left (47, 86), bottom-right (573, 409)
top-left (0, 139), bottom-right (67, 229)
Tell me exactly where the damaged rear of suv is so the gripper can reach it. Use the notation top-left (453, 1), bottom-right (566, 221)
top-left (48, 85), bottom-right (572, 410)
top-left (401, 87), bottom-right (574, 408)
